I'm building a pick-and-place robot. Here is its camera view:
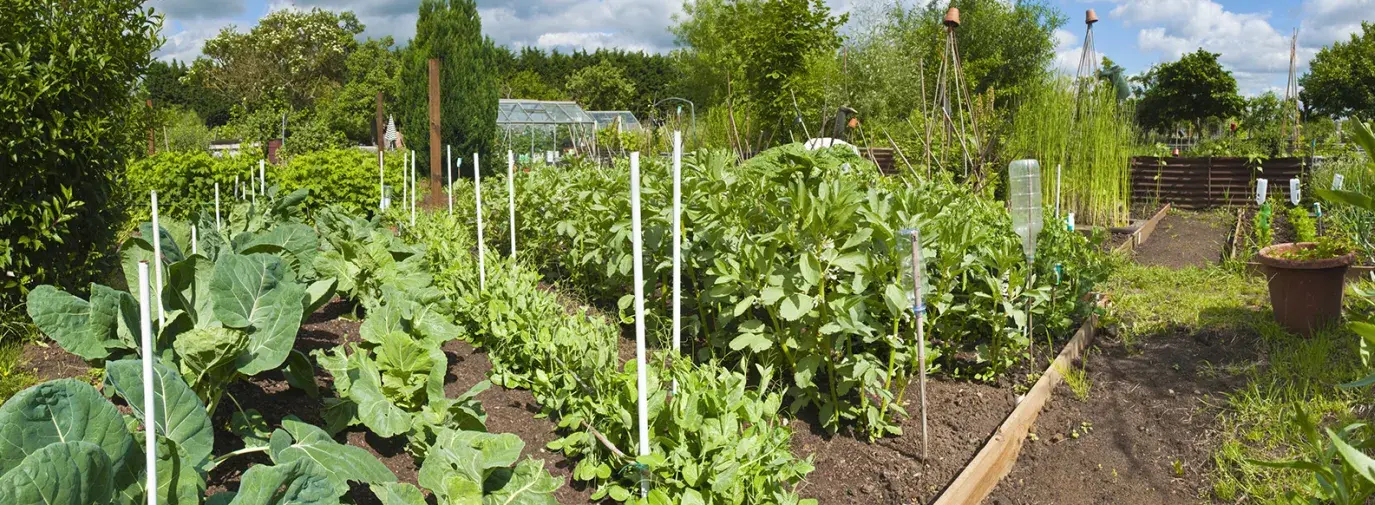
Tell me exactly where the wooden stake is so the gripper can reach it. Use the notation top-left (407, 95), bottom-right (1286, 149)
top-left (428, 58), bottom-right (442, 207)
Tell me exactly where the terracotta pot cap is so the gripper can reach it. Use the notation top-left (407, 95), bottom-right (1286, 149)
top-left (944, 7), bottom-right (960, 28)
top-left (1257, 242), bottom-right (1357, 270)
top-left (1086, 9), bottom-right (1099, 25)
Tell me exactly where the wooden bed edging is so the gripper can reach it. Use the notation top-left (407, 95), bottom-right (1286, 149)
top-left (932, 306), bottom-right (1101, 505)
top-left (1111, 203), bottom-right (1173, 255)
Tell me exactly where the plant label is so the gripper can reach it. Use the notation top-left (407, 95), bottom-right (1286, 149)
top-left (546, 151), bottom-right (555, 164)
top-left (1066, 213), bottom-right (1075, 232)
top-left (1333, 174), bottom-right (1345, 191)
top-left (1290, 178), bottom-right (1301, 205)
top-left (1255, 178), bottom-right (1268, 206)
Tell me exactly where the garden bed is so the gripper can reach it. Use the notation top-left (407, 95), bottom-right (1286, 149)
top-left (1132, 210), bottom-right (1233, 268)
top-left (1231, 206), bottom-right (1375, 279)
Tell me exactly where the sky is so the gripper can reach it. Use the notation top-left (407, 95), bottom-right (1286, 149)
top-left (149, 0), bottom-right (1375, 97)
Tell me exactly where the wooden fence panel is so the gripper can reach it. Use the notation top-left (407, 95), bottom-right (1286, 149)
top-left (1129, 157), bottom-right (1310, 209)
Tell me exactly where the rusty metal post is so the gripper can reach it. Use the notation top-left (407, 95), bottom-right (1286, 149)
top-left (375, 91), bottom-right (385, 149)
top-left (428, 58), bottom-right (442, 208)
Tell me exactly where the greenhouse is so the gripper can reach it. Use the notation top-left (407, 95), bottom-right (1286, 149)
top-left (497, 99), bottom-right (598, 159)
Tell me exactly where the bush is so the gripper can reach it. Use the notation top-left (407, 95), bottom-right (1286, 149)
top-left (0, 0), bottom-right (159, 308)
top-left (124, 152), bottom-right (262, 221)
top-left (278, 148), bottom-right (406, 215)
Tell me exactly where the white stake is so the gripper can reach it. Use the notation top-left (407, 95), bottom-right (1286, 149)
top-left (136, 261), bottom-right (157, 505)
top-left (447, 145), bottom-right (453, 216)
top-left (150, 191), bottom-right (164, 329)
top-left (671, 131), bottom-right (683, 391)
top-left (1055, 163), bottom-right (1062, 218)
top-left (409, 150), bottom-right (416, 227)
top-left (630, 152), bottom-right (649, 498)
top-left (191, 225), bottom-right (198, 256)
top-left (474, 153), bottom-right (486, 290)
top-left (908, 231), bottom-right (928, 461)
top-left (379, 151), bottom-right (385, 210)
top-left (258, 159), bottom-right (265, 196)
top-left (214, 182), bottom-right (221, 231)
top-left (401, 151), bottom-right (408, 212)
top-left (507, 150), bottom-right (516, 257)
top-left (234, 175), bottom-right (239, 200)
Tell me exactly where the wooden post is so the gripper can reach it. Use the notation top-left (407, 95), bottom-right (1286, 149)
top-left (375, 92), bottom-right (385, 149)
top-left (428, 58), bottom-right (442, 208)
top-left (146, 100), bottom-right (155, 156)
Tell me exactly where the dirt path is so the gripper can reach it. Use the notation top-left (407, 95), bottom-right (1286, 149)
top-left (1133, 211), bottom-right (1233, 268)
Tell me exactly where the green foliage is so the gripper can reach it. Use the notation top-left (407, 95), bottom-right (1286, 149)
top-left (312, 36), bottom-right (402, 145)
top-left (418, 428), bottom-right (561, 505)
top-left (1, 0), bottom-right (160, 308)
top-left (1005, 77), bottom-right (1136, 226)
top-left (124, 152), bottom-right (262, 221)
top-left (398, 0), bottom-right (499, 174)
top-left (485, 146), bottom-right (1107, 437)
top-left (1254, 202), bottom-right (1275, 250)
top-left (1136, 49), bottom-right (1245, 134)
top-left (1288, 205), bottom-right (1318, 243)
top-left (565, 60), bottom-right (637, 111)
top-left (145, 59), bottom-right (232, 127)
top-left (495, 46), bottom-right (675, 118)
top-left (672, 0), bottom-right (846, 140)
top-left (1301, 22), bottom-right (1375, 120)
top-left (278, 149), bottom-right (405, 214)
top-left (503, 69), bottom-right (567, 101)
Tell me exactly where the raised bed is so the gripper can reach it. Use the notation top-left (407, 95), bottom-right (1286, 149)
top-left (1230, 206), bottom-right (1375, 281)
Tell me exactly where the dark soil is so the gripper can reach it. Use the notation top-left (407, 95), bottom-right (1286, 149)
top-left (791, 380), bottom-right (1015, 504)
top-left (22, 340), bottom-right (91, 382)
top-left (1133, 211), bottom-right (1233, 269)
top-left (987, 323), bottom-right (1257, 505)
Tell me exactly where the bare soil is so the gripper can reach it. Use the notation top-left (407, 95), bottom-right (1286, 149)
top-left (1133, 211), bottom-right (1233, 269)
top-left (987, 323), bottom-right (1257, 505)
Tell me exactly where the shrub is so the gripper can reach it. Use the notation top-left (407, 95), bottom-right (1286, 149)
top-left (124, 151), bottom-right (261, 221)
top-left (0, 0), bottom-right (160, 308)
top-left (278, 148), bottom-right (406, 215)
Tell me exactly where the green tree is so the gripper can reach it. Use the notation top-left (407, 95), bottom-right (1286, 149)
top-left (314, 36), bottom-right (402, 144)
top-left (189, 8), bottom-right (362, 110)
top-left (673, 0), bottom-right (845, 141)
top-left (145, 59), bottom-right (233, 127)
top-left (1301, 22), bottom-right (1375, 119)
top-left (566, 60), bottom-right (636, 110)
top-left (502, 70), bottom-right (564, 100)
top-left (1136, 49), bottom-right (1243, 135)
top-left (1, 0), bottom-right (160, 305)
top-left (397, 0), bottom-right (499, 174)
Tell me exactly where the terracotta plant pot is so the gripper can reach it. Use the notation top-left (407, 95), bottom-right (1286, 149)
top-left (1256, 243), bottom-right (1356, 335)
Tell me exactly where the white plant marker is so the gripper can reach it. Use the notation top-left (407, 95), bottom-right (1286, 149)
top-left (507, 150), bottom-right (516, 257)
top-left (1334, 174), bottom-right (1345, 191)
top-left (379, 151), bottom-right (385, 210)
top-left (214, 182), bottom-right (221, 231)
top-left (235, 175), bottom-right (240, 200)
top-left (191, 225), bottom-right (198, 256)
top-left (409, 150), bottom-right (416, 227)
top-left (259, 160), bottom-right (265, 196)
top-left (1256, 178), bottom-right (1269, 206)
top-left (671, 131), bottom-right (683, 391)
top-left (1290, 177), bottom-right (1301, 206)
top-left (447, 145), bottom-right (453, 216)
top-left (136, 261), bottom-right (157, 505)
top-left (150, 191), bottom-right (165, 329)
top-left (402, 151), bottom-right (409, 212)
top-left (1067, 212), bottom-right (1075, 232)
top-left (629, 152), bottom-right (650, 498)
top-left (474, 153), bottom-right (486, 290)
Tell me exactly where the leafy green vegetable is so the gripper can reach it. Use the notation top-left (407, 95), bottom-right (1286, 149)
top-left (418, 428), bottom-right (561, 505)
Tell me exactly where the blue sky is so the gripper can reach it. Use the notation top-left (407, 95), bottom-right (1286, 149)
top-left (150, 0), bottom-right (1374, 96)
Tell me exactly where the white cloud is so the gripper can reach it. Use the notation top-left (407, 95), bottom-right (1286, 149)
top-left (1109, 0), bottom-right (1307, 95)
top-left (1053, 27), bottom-right (1083, 75)
top-left (1299, 0), bottom-right (1373, 47)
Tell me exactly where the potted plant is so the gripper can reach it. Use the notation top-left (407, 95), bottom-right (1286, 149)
top-left (1257, 236), bottom-right (1356, 335)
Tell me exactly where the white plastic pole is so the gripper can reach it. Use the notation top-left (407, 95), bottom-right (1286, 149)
top-left (474, 153), bottom-right (486, 290)
top-left (630, 152), bottom-right (649, 498)
top-left (235, 175), bottom-right (240, 200)
top-left (447, 145), bottom-right (453, 216)
top-left (379, 150), bottom-right (385, 210)
top-left (402, 151), bottom-right (408, 212)
top-left (410, 150), bottom-right (416, 227)
top-left (190, 225), bottom-right (198, 256)
top-left (136, 261), bottom-right (157, 505)
top-left (908, 231), bottom-right (927, 461)
top-left (214, 182), bottom-right (221, 230)
top-left (672, 131), bottom-right (683, 390)
top-left (150, 191), bottom-right (165, 329)
top-left (258, 160), bottom-right (265, 196)
top-left (507, 150), bottom-right (516, 257)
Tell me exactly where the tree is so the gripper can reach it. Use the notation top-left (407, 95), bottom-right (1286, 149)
top-left (503, 70), bottom-right (564, 101)
top-left (145, 60), bottom-right (232, 126)
top-left (189, 8), bottom-right (362, 111)
top-left (1301, 22), bottom-right (1375, 119)
top-left (2, 0), bottom-right (160, 305)
top-left (1135, 49), bottom-right (1243, 135)
top-left (314, 36), bottom-right (402, 144)
top-left (397, 0), bottom-right (499, 174)
top-left (672, 0), bottom-right (846, 141)
top-left (566, 60), bottom-right (636, 110)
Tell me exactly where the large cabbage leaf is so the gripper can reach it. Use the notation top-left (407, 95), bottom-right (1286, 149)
top-left (0, 441), bottom-right (115, 505)
top-left (267, 416), bottom-right (397, 496)
top-left (0, 379), bottom-right (132, 474)
top-left (105, 359), bottom-right (215, 471)
top-left (210, 252), bottom-right (306, 375)
top-left (26, 284), bottom-right (138, 361)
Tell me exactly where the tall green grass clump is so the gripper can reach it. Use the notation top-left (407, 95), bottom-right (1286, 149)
top-left (1006, 77), bottom-right (1136, 226)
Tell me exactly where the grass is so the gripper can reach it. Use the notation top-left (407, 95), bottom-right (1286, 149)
top-left (0, 304), bottom-right (41, 406)
top-left (1100, 262), bottom-right (1366, 502)
top-left (1055, 356), bottom-right (1092, 401)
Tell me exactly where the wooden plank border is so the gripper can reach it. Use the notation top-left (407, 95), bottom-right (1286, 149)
top-left (932, 305), bottom-right (1101, 505)
top-left (1112, 203), bottom-right (1172, 255)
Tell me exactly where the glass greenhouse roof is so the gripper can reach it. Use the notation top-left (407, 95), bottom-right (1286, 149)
top-left (587, 111), bottom-right (642, 131)
top-left (497, 100), bottom-right (594, 126)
